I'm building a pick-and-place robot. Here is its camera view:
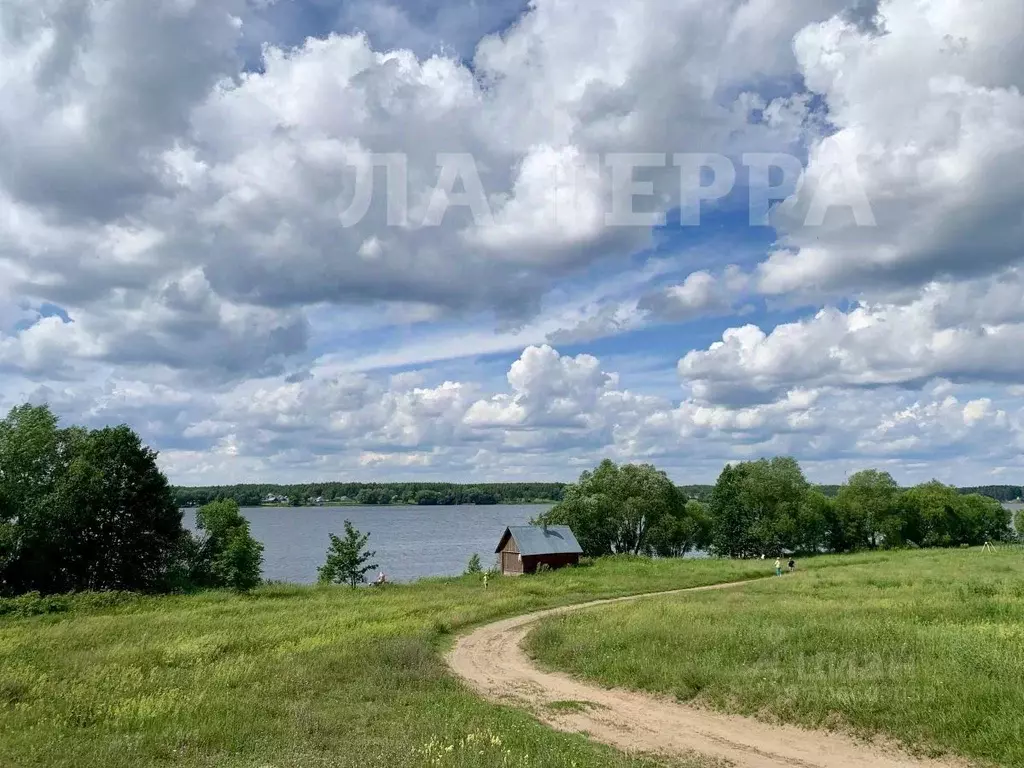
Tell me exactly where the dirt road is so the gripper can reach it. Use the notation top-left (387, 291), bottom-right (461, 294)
top-left (447, 580), bottom-right (961, 768)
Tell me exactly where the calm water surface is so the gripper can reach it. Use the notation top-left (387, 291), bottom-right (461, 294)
top-left (182, 505), bottom-right (547, 584)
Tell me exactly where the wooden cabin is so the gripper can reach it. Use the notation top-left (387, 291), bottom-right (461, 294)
top-left (494, 525), bottom-right (583, 575)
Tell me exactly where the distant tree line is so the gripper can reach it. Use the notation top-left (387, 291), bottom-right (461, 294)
top-left (539, 458), bottom-right (1017, 559)
top-left (957, 485), bottom-right (1023, 502)
top-left (677, 483), bottom-right (1021, 503)
top-left (172, 482), bottom-right (567, 508)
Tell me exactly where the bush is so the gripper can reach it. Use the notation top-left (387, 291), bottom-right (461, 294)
top-left (188, 500), bottom-right (265, 592)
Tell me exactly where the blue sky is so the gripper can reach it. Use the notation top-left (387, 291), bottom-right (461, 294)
top-left (0, 0), bottom-right (1021, 486)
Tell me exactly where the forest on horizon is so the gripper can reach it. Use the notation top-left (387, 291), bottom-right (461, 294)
top-left (172, 481), bottom-right (1024, 508)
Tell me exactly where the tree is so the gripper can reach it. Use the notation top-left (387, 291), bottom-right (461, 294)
top-left (54, 426), bottom-right (186, 592)
top-left (955, 493), bottom-right (1011, 544)
top-left (738, 457), bottom-right (810, 554)
top-left (648, 499), bottom-right (711, 557)
top-left (0, 405), bottom-right (186, 595)
top-left (1016, 508), bottom-right (1024, 539)
top-left (536, 460), bottom-right (688, 556)
top-left (897, 484), bottom-right (1011, 548)
top-left (794, 489), bottom-right (831, 554)
top-left (833, 470), bottom-right (900, 550)
top-left (708, 463), bottom-right (752, 557)
top-left (192, 499), bottom-right (264, 592)
top-left (708, 458), bottom-right (810, 557)
top-left (0, 405), bottom-right (68, 593)
top-left (465, 553), bottom-right (482, 575)
top-left (415, 489), bottom-right (442, 505)
top-left (319, 521), bottom-right (378, 587)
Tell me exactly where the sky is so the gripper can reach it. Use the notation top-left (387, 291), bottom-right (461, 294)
top-left (1, 0), bottom-right (1022, 487)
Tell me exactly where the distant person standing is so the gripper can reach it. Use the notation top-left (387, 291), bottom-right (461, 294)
top-left (483, 572), bottom-right (489, 589)
top-left (774, 558), bottom-right (782, 576)
top-left (788, 558), bottom-right (796, 573)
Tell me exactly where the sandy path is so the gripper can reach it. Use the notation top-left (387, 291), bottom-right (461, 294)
top-left (447, 580), bottom-right (962, 768)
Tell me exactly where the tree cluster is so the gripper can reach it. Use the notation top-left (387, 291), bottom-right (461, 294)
top-left (539, 458), bottom-right (1015, 559)
top-left (0, 405), bottom-right (186, 596)
top-left (708, 462), bottom-right (1012, 555)
top-left (0, 405), bottom-right (266, 596)
top-left (535, 460), bottom-right (711, 557)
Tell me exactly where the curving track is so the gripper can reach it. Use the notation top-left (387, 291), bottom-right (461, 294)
top-left (446, 580), bottom-right (962, 768)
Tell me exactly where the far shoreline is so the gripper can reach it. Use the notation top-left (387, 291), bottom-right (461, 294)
top-left (177, 500), bottom-right (559, 509)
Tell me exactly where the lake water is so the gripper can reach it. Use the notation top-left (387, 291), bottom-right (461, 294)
top-left (182, 505), bottom-right (546, 584)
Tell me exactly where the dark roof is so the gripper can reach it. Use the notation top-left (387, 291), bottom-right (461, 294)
top-left (495, 525), bottom-right (583, 556)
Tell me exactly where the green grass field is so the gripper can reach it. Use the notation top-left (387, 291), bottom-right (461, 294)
top-left (526, 548), bottom-right (1024, 767)
top-left (0, 556), bottom-right (769, 768)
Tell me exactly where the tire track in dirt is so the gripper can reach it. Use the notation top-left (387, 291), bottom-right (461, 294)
top-left (446, 580), bottom-right (964, 768)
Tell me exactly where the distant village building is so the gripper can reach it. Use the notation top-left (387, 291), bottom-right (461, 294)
top-left (494, 525), bottom-right (582, 576)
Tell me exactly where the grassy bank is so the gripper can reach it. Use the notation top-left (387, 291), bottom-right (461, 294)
top-left (526, 548), bottom-right (1024, 766)
top-left (0, 556), bottom-right (770, 768)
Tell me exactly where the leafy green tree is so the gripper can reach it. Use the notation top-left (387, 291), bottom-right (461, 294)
top-left (465, 553), bottom-right (483, 575)
top-left (648, 499), bottom-right (711, 557)
top-left (212, 530), bottom-right (265, 591)
top-left (897, 484), bottom-right (1011, 548)
top-left (833, 470), bottom-right (900, 550)
top-left (0, 405), bottom-right (68, 593)
top-left (319, 521), bottom-right (378, 587)
top-left (899, 481), bottom-right (963, 548)
top-left (193, 499), bottom-right (264, 592)
top-left (708, 463), bottom-right (752, 557)
top-left (415, 490), bottom-right (442, 505)
top-left (794, 489), bottom-right (831, 553)
top-left (536, 460), bottom-right (688, 556)
top-left (956, 493), bottom-right (1011, 544)
top-left (0, 405), bottom-right (185, 595)
top-left (739, 457), bottom-right (810, 554)
top-left (709, 458), bottom-right (809, 557)
top-left (1015, 508), bottom-right (1024, 539)
top-left (55, 425), bottom-right (185, 592)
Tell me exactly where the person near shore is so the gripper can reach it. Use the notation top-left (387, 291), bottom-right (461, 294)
top-left (375, 571), bottom-right (387, 586)
top-left (774, 558), bottom-right (782, 576)
top-left (788, 558), bottom-right (796, 573)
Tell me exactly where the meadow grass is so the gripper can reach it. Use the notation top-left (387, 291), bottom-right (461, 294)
top-left (526, 548), bottom-right (1024, 767)
top-left (0, 555), bottom-right (771, 768)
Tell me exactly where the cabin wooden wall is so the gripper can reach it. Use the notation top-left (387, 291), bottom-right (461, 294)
top-left (499, 534), bottom-right (523, 575)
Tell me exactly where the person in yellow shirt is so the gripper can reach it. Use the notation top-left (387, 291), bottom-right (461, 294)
top-left (774, 558), bottom-right (782, 576)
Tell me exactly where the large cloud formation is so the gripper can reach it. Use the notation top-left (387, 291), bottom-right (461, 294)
top-left (0, 0), bottom-right (1021, 484)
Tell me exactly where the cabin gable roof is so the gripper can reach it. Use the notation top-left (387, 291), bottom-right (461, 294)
top-left (494, 525), bottom-right (583, 556)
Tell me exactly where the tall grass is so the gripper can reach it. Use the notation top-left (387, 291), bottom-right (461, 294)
top-left (526, 548), bottom-right (1024, 766)
top-left (0, 555), bottom-right (767, 768)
